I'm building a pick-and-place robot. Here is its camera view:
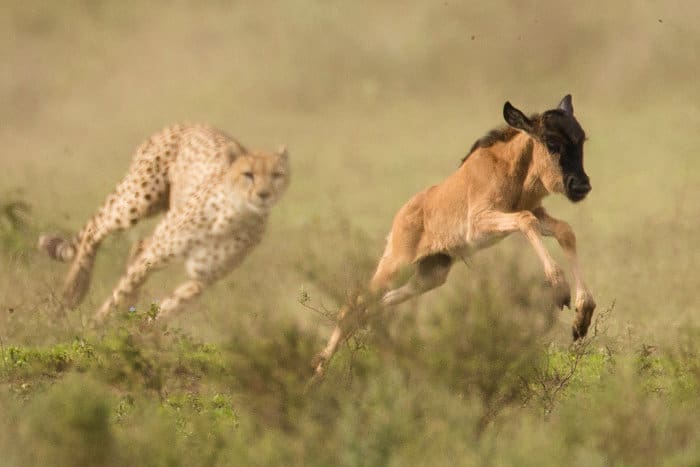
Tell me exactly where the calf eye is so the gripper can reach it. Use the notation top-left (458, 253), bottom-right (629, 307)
top-left (546, 141), bottom-right (562, 154)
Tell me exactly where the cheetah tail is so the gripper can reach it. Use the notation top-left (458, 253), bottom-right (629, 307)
top-left (62, 249), bottom-right (97, 308)
top-left (38, 233), bottom-right (78, 262)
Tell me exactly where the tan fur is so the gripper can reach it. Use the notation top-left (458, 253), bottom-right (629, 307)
top-left (39, 124), bottom-right (289, 322)
top-left (314, 117), bottom-right (595, 377)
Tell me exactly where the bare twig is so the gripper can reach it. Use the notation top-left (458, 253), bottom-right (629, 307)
top-left (298, 288), bottom-right (338, 323)
top-left (592, 299), bottom-right (615, 338)
top-left (0, 334), bottom-right (6, 375)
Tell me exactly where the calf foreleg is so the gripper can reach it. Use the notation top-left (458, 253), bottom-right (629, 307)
top-left (533, 207), bottom-right (596, 339)
top-left (473, 210), bottom-right (571, 309)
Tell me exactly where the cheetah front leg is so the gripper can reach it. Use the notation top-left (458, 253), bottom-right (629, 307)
top-left (153, 240), bottom-right (247, 321)
top-left (94, 215), bottom-right (184, 323)
top-left (154, 280), bottom-right (208, 320)
top-left (94, 250), bottom-right (169, 323)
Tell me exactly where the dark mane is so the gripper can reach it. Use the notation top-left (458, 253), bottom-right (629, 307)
top-left (460, 126), bottom-right (518, 165)
top-left (460, 113), bottom-right (541, 165)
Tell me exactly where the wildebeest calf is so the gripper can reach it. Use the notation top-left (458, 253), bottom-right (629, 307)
top-left (314, 95), bottom-right (596, 376)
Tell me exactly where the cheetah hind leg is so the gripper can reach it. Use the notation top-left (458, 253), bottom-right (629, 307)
top-left (61, 221), bottom-right (103, 308)
top-left (57, 161), bottom-right (169, 307)
top-left (38, 230), bottom-right (94, 308)
top-left (39, 223), bottom-right (98, 308)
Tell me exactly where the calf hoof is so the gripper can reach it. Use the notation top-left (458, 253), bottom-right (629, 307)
top-left (572, 298), bottom-right (596, 341)
top-left (555, 287), bottom-right (572, 310)
top-left (547, 267), bottom-right (571, 310)
top-left (311, 352), bottom-right (328, 377)
top-left (550, 279), bottom-right (571, 310)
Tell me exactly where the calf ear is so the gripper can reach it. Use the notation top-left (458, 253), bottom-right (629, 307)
top-left (503, 102), bottom-right (533, 132)
top-left (557, 94), bottom-right (573, 114)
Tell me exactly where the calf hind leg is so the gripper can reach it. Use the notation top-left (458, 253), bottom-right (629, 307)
top-left (380, 253), bottom-right (453, 306)
top-left (369, 252), bottom-right (406, 293)
top-left (314, 253), bottom-right (452, 376)
top-left (314, 249), bottom-right (409, 373)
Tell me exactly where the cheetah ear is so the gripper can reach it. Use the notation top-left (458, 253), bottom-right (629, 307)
top-left (231, 139), bottom-right (248, 157)
top-left (277, 145), bottom-right (288, 159)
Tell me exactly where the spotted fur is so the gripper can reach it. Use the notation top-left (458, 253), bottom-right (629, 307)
top-left (39, 124), bottom-right (289, 321)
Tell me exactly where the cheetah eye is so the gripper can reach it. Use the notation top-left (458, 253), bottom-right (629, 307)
top-left (243, 172), bottom-right (254, 181)
top-left (272, 172), bottom-right (284, 179)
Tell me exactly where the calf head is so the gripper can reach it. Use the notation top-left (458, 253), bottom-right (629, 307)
top-left (503, 95), bottom-right (591, 202)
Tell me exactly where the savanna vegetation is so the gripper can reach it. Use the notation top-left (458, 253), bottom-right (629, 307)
top-left (1, 1), bottom-right (699, 466)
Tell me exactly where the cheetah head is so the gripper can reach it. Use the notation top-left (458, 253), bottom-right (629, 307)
top-left (229, 146), bottom-right (290, 211)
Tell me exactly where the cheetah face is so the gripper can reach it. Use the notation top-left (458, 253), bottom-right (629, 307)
top-left (230, 146), bottom-right (289, 211)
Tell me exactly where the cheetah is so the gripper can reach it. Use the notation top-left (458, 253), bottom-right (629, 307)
top-left (39, 124), bottom-right (290, 322)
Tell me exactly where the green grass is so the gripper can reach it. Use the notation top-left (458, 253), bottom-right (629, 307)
top-left (2, 1), bottom-right (700, 465)
top-left (1, 300), bottom-right (700, 466)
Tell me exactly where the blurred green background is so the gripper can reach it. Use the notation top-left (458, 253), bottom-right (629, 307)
top-left (1, 1), bottom-right (700, 465)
